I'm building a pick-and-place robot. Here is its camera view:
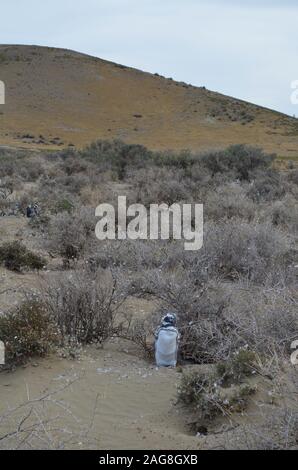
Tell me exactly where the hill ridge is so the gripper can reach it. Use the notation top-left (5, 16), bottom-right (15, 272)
top-left (0, 44), bottom-right (297, 155)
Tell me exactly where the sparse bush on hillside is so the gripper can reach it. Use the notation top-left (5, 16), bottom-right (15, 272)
top-left (0, 241), bottom-right (46, 272)
top-left (200, 145), bottom-right (275, 181)
top-left (198, 221), bottom-right (293, 285)
top-left (178, 369), bottom-right (221, 419)
top-left (0, 199), bottom-right (14, 216)
top-left (88, 239), bottom-right (192, 274)
top-left (204, 183), bottom-right (255, 221)
top-left (54, 197), bottom-right (74, 214)
top-left (47, 206), bottom-right (95, 265)
top-left (268, 196), bottom-right (298, 233)
top-left (0, 299), bottom-right (58, 367)
top-left (286, 168), bottom-right (298, 187)
top-left (120, 315), bottom-right (156, 359)
top-left (178, 365), bottom-right (256, 421)
top-left (54, 174), bottom-right (89, 194)
top-left (247, 170), bottom-right (286, 202)
top-left (152, 149), bottom-right (197, 169)
top-left (0, 178), bottom-right (13, 200)
top-left (227, 287), bottom-right (298, 358)
top-left (36, 179), bottom-right (79, 215)
top-left (42, 270), bottom-right (128, 345)
top-left (59, 156), bottom-right (89, 176)
top-left (131, 167), bottom-right (192, 206)
top-left (27, 213), bottom-right (51, 234)
top-left (0, 152), bottom-right (44, 182)
top-left (80, 139), bottom-right (152, 179)
top-left (216, 349), bottom-right (257, 385)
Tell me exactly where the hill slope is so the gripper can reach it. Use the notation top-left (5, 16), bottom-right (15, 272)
top-left (0, 44), bottom-right (298, 155)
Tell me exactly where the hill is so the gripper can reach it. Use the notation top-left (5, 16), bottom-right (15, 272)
top-left (0, 44), bottom-right (298, 155)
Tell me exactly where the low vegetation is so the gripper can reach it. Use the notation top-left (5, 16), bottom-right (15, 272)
top-left (0, 299), bottom-right (58, 367)
top-left (0, 241), bottom-right (46, 272)
top-left (0, 140), bottom-right (297, 448)
top-left (178, 349), bottom-right (257, 420)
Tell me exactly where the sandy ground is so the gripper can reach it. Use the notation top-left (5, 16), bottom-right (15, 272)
top-left (0, 341), bottom-right (203, 450)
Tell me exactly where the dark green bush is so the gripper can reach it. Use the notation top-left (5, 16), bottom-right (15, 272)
top-left (0, 299), bottom-right (58, 366)
top-left (80, 139), bottom-right (152, 179)
top-left (178, 365), bottom-right (256, 421)
top-left (200, 145), bottom-right (275, 181)
top-left (216, 349), bottom-right (257, 385)
top-left (54, 198), bottom-right (74, 214)
top-left (0, 241), bottom-right (46, 272)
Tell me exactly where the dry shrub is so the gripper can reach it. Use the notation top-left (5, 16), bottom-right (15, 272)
top-left (240, 407), bottom-right (298, 450)
top-left (80, 139), bottom-right (152, 179)
top-left (47, 206), bottom-right (96, 265)
top-left (152, 149), bottom-right (197, 169)
top-left (120, 315), bottom-right (155, 359)
top-left (134, 266), bottom-right (297, 364)
top-left (199, 221), bottom-right (294, 285)
top-left (0, 178), bottom-right (13, 200)
top-left (89, 239), bottom-right (189, 272)
top-left (227, 287), bottom-right (298, 358)
top-left (216, 349), bottom-right (257, 385)
top-left (80, 187), bottom-right (104, 206)
top-left (200, 145), bottom-right (275, 181)
top-left (54, 174), bottom-right (89, 194)
top-left (247, 169), bottom-right (286, 202)
top-left (0, 241), bottom-right (46, 272)
top-left (58, 156), bottom-right (90, 176)
top-left (36, 180), bottom-right (78, 215)
top-left (268, 196), bottom-right (298, 233)
top-left (42, 270), bottom-right (128, 346)
top-left (129, 167), bottom-right (192, 207)
top-left (204, 183), bottom-right (255, 221)
top-left (0, 299), bottom-right (58, 367)
top-left (0, 199), bottom-right (14, 216)
top-left (0, 150), bottom-right (44, 181)
top-left (178, 362), bottom-right (256, 421)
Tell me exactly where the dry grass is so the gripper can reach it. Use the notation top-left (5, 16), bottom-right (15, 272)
top-left (0, 44), bottom-right (298, 156)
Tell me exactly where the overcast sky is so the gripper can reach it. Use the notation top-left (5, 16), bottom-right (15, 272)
top-left (0, 0), bottom-right (297, 115)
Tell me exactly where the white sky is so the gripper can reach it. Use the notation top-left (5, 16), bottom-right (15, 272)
top-left (0, 0), bottom-right (297, 115)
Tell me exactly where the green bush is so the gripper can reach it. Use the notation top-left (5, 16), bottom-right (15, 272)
top-left (0, 241), bottom-right (46, 272)
top-left (216, 349), bottom-right (257, 385)
top-left (0, 299), bottom-right (58, 366)
top-left (178, 363), bottom-right (256, 421)
top-left (54, 198), bottom-right (74, 214)
top-left (80, 139), bottom-right (152, 179)
top-left (201, 145), bottom-right (275, 181)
